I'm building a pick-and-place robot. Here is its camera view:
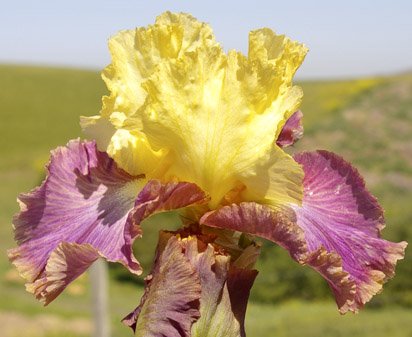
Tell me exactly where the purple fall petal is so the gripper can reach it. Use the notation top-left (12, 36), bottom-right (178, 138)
top-left (292, 150), bottom-right (407, 312)
top-left (8, 139), bottom-right (143, 303)
top-left (8, 139), bottom-right (209, 304)
top-left (276, 110), bottom-right (304, 147)
top-left (201, 150), bottom-right (407, 313)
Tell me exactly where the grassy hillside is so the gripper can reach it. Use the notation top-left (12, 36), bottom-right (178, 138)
top-left (1, 65), bottom-right (411, 336)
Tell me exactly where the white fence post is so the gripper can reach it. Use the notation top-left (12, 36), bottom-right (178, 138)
top-left (90, 258), bottom-right (110, 337)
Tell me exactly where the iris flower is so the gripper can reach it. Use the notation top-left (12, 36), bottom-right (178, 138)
top-left (8, 12), bottom-right (406, 336)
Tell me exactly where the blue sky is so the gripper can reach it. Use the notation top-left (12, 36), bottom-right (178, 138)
top-left (1, 0), bottom-right (411, 79)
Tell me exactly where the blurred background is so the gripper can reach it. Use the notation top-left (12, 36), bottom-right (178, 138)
top-left (1, 1), bottom-right (411, 336)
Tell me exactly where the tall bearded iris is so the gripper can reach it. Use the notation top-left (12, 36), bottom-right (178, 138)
top-left (8, 12), bottom-right (406, 336)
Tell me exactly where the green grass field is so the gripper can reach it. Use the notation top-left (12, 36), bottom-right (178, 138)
top-left (1, 65), bottom-right (411, 336)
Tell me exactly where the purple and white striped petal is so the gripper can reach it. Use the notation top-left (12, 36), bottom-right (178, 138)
top-left (201, 151), bottom-right (407, 313)
top-left (8, 139), bottom-right (209, 304)
top-left (276, 110), bottom-right (303, 148)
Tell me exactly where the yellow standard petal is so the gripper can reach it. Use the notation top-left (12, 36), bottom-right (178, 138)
top-left (82, 12), bottom-right (308, 209)
top-left (80, 12), bottom-right (218, 177)
top-left (139, 23), bottom-right (307, 207)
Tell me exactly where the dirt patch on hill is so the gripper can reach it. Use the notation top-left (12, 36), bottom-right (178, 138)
top-left (0, 311), bottom-right (91, 337)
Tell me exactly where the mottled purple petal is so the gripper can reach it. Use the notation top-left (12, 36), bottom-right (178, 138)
top-left (200, 203), bottom-right (356, 309)
top-left (124, 231), bottom-right (258, 337)
top-left (127, 179), bottom-right (210, 238)
top-left (8, 139), bottom-right (209, 304)
top-left (276, 110), bottom-right (303, 147)
top-left (187, 232), bottom-right (258, 337)
top-left (200, 201), bottom-right (351, 296)
top-left (26, 243), bottom-right (101, 304)
top-left (292, 150), bottom-right (407, 312)
top-left (200, 202), bottom-right (308, 261)
top-left (123, 233), bottom-right (202, 336)
top-left (226, 267), bottom-right (258, 337)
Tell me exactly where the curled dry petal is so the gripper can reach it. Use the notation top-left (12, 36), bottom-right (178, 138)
top-left (276, 110), bottom-right (304, 147)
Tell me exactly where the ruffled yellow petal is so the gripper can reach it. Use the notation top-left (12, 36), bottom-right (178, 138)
top-left (81, 115), bottom-right (166, 177)
top-left (82, 12), bottom-right (307, 209)
top-left (81, 12), bottom-right (217, 176)
top-left (102, 12), bottom-right (217, 117)
top-left (248, 28), bottom-right (308, 135)
top-left (139, 27), bottom-right (307, 206)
